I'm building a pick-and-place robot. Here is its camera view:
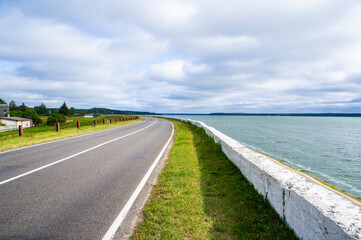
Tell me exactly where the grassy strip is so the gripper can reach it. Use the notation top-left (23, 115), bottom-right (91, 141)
top-left (0, 117), bottom-right (143, 152)
top-left (132, 120), bottom-right (297, 239)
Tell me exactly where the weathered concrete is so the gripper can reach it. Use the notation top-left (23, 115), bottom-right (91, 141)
top-left (174, 117), bottom-right (361, 240)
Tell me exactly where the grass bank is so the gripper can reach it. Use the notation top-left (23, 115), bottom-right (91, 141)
top-left (0, 116), bottom-right (143, 152)
top-left (132, 119), bottom-right (297, 239)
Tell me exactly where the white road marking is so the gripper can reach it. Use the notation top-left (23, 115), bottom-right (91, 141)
top-left (0, 119), bottom-right (157, 186)
top-left (0, 118), bottom-right (146, 155)
top-left (101, 121), bottom-right (174, 240)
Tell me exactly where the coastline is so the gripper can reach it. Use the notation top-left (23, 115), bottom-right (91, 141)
top-left (167, 116), bottom-right (361, 240)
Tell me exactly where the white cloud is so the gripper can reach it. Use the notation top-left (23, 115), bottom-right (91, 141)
top-left (147, 60), bottom-right (210, 82)
top-left (149, 0), bottom-right (196, 24)
top-left (148, 60), bottom-right (187, 81)
top-left (1, 0), bottom-right (361, 113)
top-left (190, 35), bottom-right (259, 58)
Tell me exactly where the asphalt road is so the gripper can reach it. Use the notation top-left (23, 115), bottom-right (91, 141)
top-left (0, 117), bottom-right (173, 240)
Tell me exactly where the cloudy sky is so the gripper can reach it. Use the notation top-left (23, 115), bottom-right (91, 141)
top-left (1, 0), bottom-right (361, 113)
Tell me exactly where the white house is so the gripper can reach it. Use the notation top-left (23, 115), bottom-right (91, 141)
top-left (84, 114), bottom-right (93, 118)
top-left (0, 117), bottom-right (33, 129)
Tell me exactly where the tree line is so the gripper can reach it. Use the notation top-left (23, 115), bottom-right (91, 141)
top-left (0, 99), bottom-right (76, 126)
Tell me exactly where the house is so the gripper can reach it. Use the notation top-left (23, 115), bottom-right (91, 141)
top-left (84, 114), bottom-right (93, 118)
top-left (0, 117), bottom-right (33, 129)
top-left (0, 104), bottom-right (9, 117)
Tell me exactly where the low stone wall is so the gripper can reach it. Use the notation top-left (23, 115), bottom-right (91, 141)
top-left (175, 117), bottom-right (361, 240)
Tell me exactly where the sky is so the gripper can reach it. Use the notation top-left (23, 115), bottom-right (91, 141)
top-left (1, 0), bottom-right (361, 113)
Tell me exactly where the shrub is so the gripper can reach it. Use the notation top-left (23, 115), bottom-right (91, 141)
top-left (47, 113), bottom-right (66, 126)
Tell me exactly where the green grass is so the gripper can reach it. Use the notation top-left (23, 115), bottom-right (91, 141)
top-left (0, 116), bottom-right (143, 152)
top-left (132, 119), bottom-right (298, 239)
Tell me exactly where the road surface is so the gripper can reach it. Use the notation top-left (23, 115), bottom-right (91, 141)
top-left (0, 117), bottom-right (173, 240)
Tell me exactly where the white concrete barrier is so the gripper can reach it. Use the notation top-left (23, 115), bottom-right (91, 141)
top-left (173, 117), bottom-right (361, 240)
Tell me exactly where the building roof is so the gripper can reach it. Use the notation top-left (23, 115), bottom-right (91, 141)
top-left (0, 117), bottom-right (32, 121)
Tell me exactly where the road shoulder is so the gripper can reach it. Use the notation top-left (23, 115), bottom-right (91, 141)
top-left (112, 121), bottom-right (175, 239)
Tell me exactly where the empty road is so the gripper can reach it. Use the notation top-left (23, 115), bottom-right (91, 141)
top-left (0, 117), bottom-right (173, 240)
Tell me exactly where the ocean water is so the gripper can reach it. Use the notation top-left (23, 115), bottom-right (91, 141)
top-left (169, 115), bottom-right (361, 200)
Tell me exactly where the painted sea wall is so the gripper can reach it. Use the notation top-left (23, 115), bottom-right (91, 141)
top-left (175, 117), bottom-right (361, 240)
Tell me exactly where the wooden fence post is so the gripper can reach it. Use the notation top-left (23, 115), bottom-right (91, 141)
top-left (56, 122), bottom-right (60, 132)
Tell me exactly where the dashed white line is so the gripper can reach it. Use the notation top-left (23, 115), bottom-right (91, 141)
top-left (0, 120), bottom-right (157, 186)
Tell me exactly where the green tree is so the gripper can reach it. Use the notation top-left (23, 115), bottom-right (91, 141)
top-left (0, 99), bottom-right (7, 104)
top-left (19, 102), bottom-right (27, 112)
top-left (47, 113), bottom-right (66, 126)
top-left (69, 107), bottom-right (76, 116)
top-left (13, 108), bottom-right (42, 126)
top-left (9, 100), bottom-right (18, 111)
top-left (58, 102), bottom-right (69, 116)
top-left (34, 103), bottom-right (50, 116)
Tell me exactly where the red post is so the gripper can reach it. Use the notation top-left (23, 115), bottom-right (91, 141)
top-left (94, 119), bottom-right (97, 126)
top-left (110, 118), bottom-right (112, 124)
top-left (19, 125), bottom-right (23, 137)
top-left (103, 119), bottom-right (105, 124)
top-left (56, 122), bottom-right (60, 132)
top-left (77, 121), bottom-right (80, 128)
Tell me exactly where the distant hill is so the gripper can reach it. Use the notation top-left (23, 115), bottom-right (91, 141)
top-left (48, 107), bottom-right (159, 115)
top-left (79, 108), bottom-right (159, 115)
top-left (210, 113), bottom-right (361, 117)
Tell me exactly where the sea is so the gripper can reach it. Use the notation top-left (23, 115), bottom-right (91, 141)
top-left (167, 115), bottom-right (361, 200)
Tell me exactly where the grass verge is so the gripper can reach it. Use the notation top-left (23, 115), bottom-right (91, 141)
top-left (0, 117), bottom-right (143, 152)
top-left (132, 119), bottom-right (297, 239)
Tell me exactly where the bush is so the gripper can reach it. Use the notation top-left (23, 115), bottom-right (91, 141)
top-left (12, 108), bottom-right (43, 126)
top-left (47, 114), bottom-right (66, 126)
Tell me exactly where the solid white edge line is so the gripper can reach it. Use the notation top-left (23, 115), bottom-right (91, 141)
top-left (0, 118), bottom-right (148, 155)
top-left (101, 121), bottom-right (174, 240)
top-left (0, 119), bottom-right (158, 186)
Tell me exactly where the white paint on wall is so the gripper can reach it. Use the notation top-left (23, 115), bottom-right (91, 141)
top-left (0, 118), bottom-right (32, 129)
top-left (174, 117), bottom-right (361, 240)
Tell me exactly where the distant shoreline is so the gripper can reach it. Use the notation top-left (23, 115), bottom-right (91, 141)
top-left (162, 113), bottom-right (361, 117)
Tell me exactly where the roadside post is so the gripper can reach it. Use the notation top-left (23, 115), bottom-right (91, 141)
top-left (56, 122), bottom-right (60, 132)
top-left (110, 118), bottom-right (112, 124)
top-left (19, 125), bottom-right (23, 137)
top-left (94, 119), bottom-right (97, 126)
top-left (77, 121), bottom-right (80, 128)
top-left (103, 119), bottom-right (105, 124)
